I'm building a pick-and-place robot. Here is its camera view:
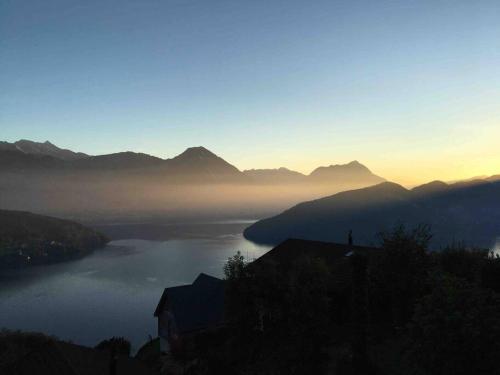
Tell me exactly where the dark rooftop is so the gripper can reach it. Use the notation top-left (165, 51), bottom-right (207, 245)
top-left (252, 238), bottom-right (379, 267)
top-left (154, 273), bottom-right (225, 334)
top-left (250, 238), bottom-right (381, 289)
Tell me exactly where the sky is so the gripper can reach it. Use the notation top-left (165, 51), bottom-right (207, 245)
top-left (1, 0), bottom-right (499, 186)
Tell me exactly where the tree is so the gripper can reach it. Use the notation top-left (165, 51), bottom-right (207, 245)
top-left (223, 251), bottom-right (246, 281)
top-left (433, 246), bottom-right (500, 294)
top-left (479, 252), bottom-right (500, 293)
top-left (223, 251), bottom-right (258, 341)
top-left (220, 252), bottom-right (331, 374)
top-left (285, 255), bottom-right (331, 371)
top-left (435, 245), bottom-right (487, 284)
top-left (95, 336), bottom-right (131, 356)
top-left (409, 275), bottom-right (500, 375)
top-left (350, 252), bottom-right (369, 370)
top-left (246, 255), bottom-right (331, 374)
top-left (369, 224), bottom-right (431, 328)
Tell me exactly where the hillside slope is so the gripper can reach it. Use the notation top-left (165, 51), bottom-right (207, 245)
top-left (0, 210), bottom-right (109, 268)
top-left (244, 180), bottom-right (500, 248)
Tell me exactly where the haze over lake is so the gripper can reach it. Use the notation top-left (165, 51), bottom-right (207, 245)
top-left (0, 222), bottom-right (270, 351)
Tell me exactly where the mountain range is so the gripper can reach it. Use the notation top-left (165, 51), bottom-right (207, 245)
top-left (243, 161), bottom-right (384, 186)
top-left (243, 179), bottom-right (500, 249)
top-left (3, 139), bottom-right (498, 231)
top-left (0, 139), bottom-right (384, 185)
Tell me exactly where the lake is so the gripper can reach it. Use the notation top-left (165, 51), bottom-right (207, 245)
top-left (0, 222), bottom-right (270, 351)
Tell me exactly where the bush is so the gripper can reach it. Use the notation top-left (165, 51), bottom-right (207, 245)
top-left (95, 336), bottom-right (131, 357)
top-left (369, 224), bottom-right (431, 328)
top-left (409, 276), bottom-right (500, 375)
top-left (435, 245), bottom-right (488, 283)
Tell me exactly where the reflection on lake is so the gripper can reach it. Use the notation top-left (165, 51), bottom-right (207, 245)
top-left (0, 225), bottom-right (270, 351)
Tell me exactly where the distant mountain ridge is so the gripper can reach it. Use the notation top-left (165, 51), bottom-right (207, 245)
top-left (2, 139), bottom-right (499, 225)
top-left (1, 139), bottom-right (497, 188)
top-left (0, 139), bottom-right (384, 186)
top-left (0, 140), bottom-right (89, 161)
top-left (244, 179), bottom-right (500, 249)
top-left (71, 151), bottom-right (164, 170)
top-left (243, 168), bottom-right (306, 183)
top-left (411, 180), bottom-right (449, 196)
top-left (308, 160), bottom-right (385, 185)
top-left (243, 161), bottom-right (384, 186)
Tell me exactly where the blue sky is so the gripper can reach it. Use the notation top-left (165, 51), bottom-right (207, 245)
top-left (1, 0), bottom-right (500, 184)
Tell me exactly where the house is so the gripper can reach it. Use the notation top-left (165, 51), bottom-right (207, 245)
top-left (250, 238), bottom-right (379, 289)
top-left (252, 238), bottom-right (378, 266)
top-left (249, 238), bottom-right (381, 326)
top-left (153, 273), bottom-right (225, 341)
top-left (153, 240), bottom-right (379, 343)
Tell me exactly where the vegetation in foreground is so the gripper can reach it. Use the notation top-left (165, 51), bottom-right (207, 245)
top-left (172, 224), bottom-right (500, 375)
top-left (0, 330), bottom-right (151, 375)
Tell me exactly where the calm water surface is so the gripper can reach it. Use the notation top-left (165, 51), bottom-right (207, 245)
top-left (0, 224), bottom-right (270, 351)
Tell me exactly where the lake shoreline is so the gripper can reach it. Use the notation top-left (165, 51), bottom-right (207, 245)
top-left (0, 226), bottom-right (270, 351)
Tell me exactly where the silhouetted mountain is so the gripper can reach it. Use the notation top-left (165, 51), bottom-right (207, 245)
top-left (0, 139), bottom-right (394, 217)
top-left (244, 182), bottom-right (412, 245)
top-left (411, 180), bottom-right (449, 196)
top-left (0, 140), bottom-right (89, 160)
top-left (0, 142), bottom-right (244, 179)
top-left (163, 146), bottom-right (243, 179)
top-left (71, 151), bottom-right (164, 170)
top-left (447, 175), bottom-right (489, 184)
top-left (0, 140), bottom-right (386, 185)
top-left (244, 161), bottom-right (384, 186)
top-left (450, 178), bottom-right (489, 189)
top-left (0, 149), bottom-right (164, 173)
top-left (244, 180), bottom-right (500, 249)
top-left (308, 160), bottom-right (385, 185)
top-left (243, 168), bottom-right (307, 183)
top-left (0, 150), bottom-right (63, 170)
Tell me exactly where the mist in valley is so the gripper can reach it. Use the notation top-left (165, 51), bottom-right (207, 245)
top-left (0, 170), bottom-right (377, 223)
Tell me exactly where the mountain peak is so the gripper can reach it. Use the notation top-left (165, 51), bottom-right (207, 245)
top-left (370, 181), bottom-right (408, 193)
top-left (313, 160), bottom-right (369, 172)
top-left (308, 160), bottom-right (384, 185)
top-left (188, 146), bottom-right (212, 152)
top-left (177, 146), bottom-right (217, 159)
top-left (165, 146), bottom-right (242, 178)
